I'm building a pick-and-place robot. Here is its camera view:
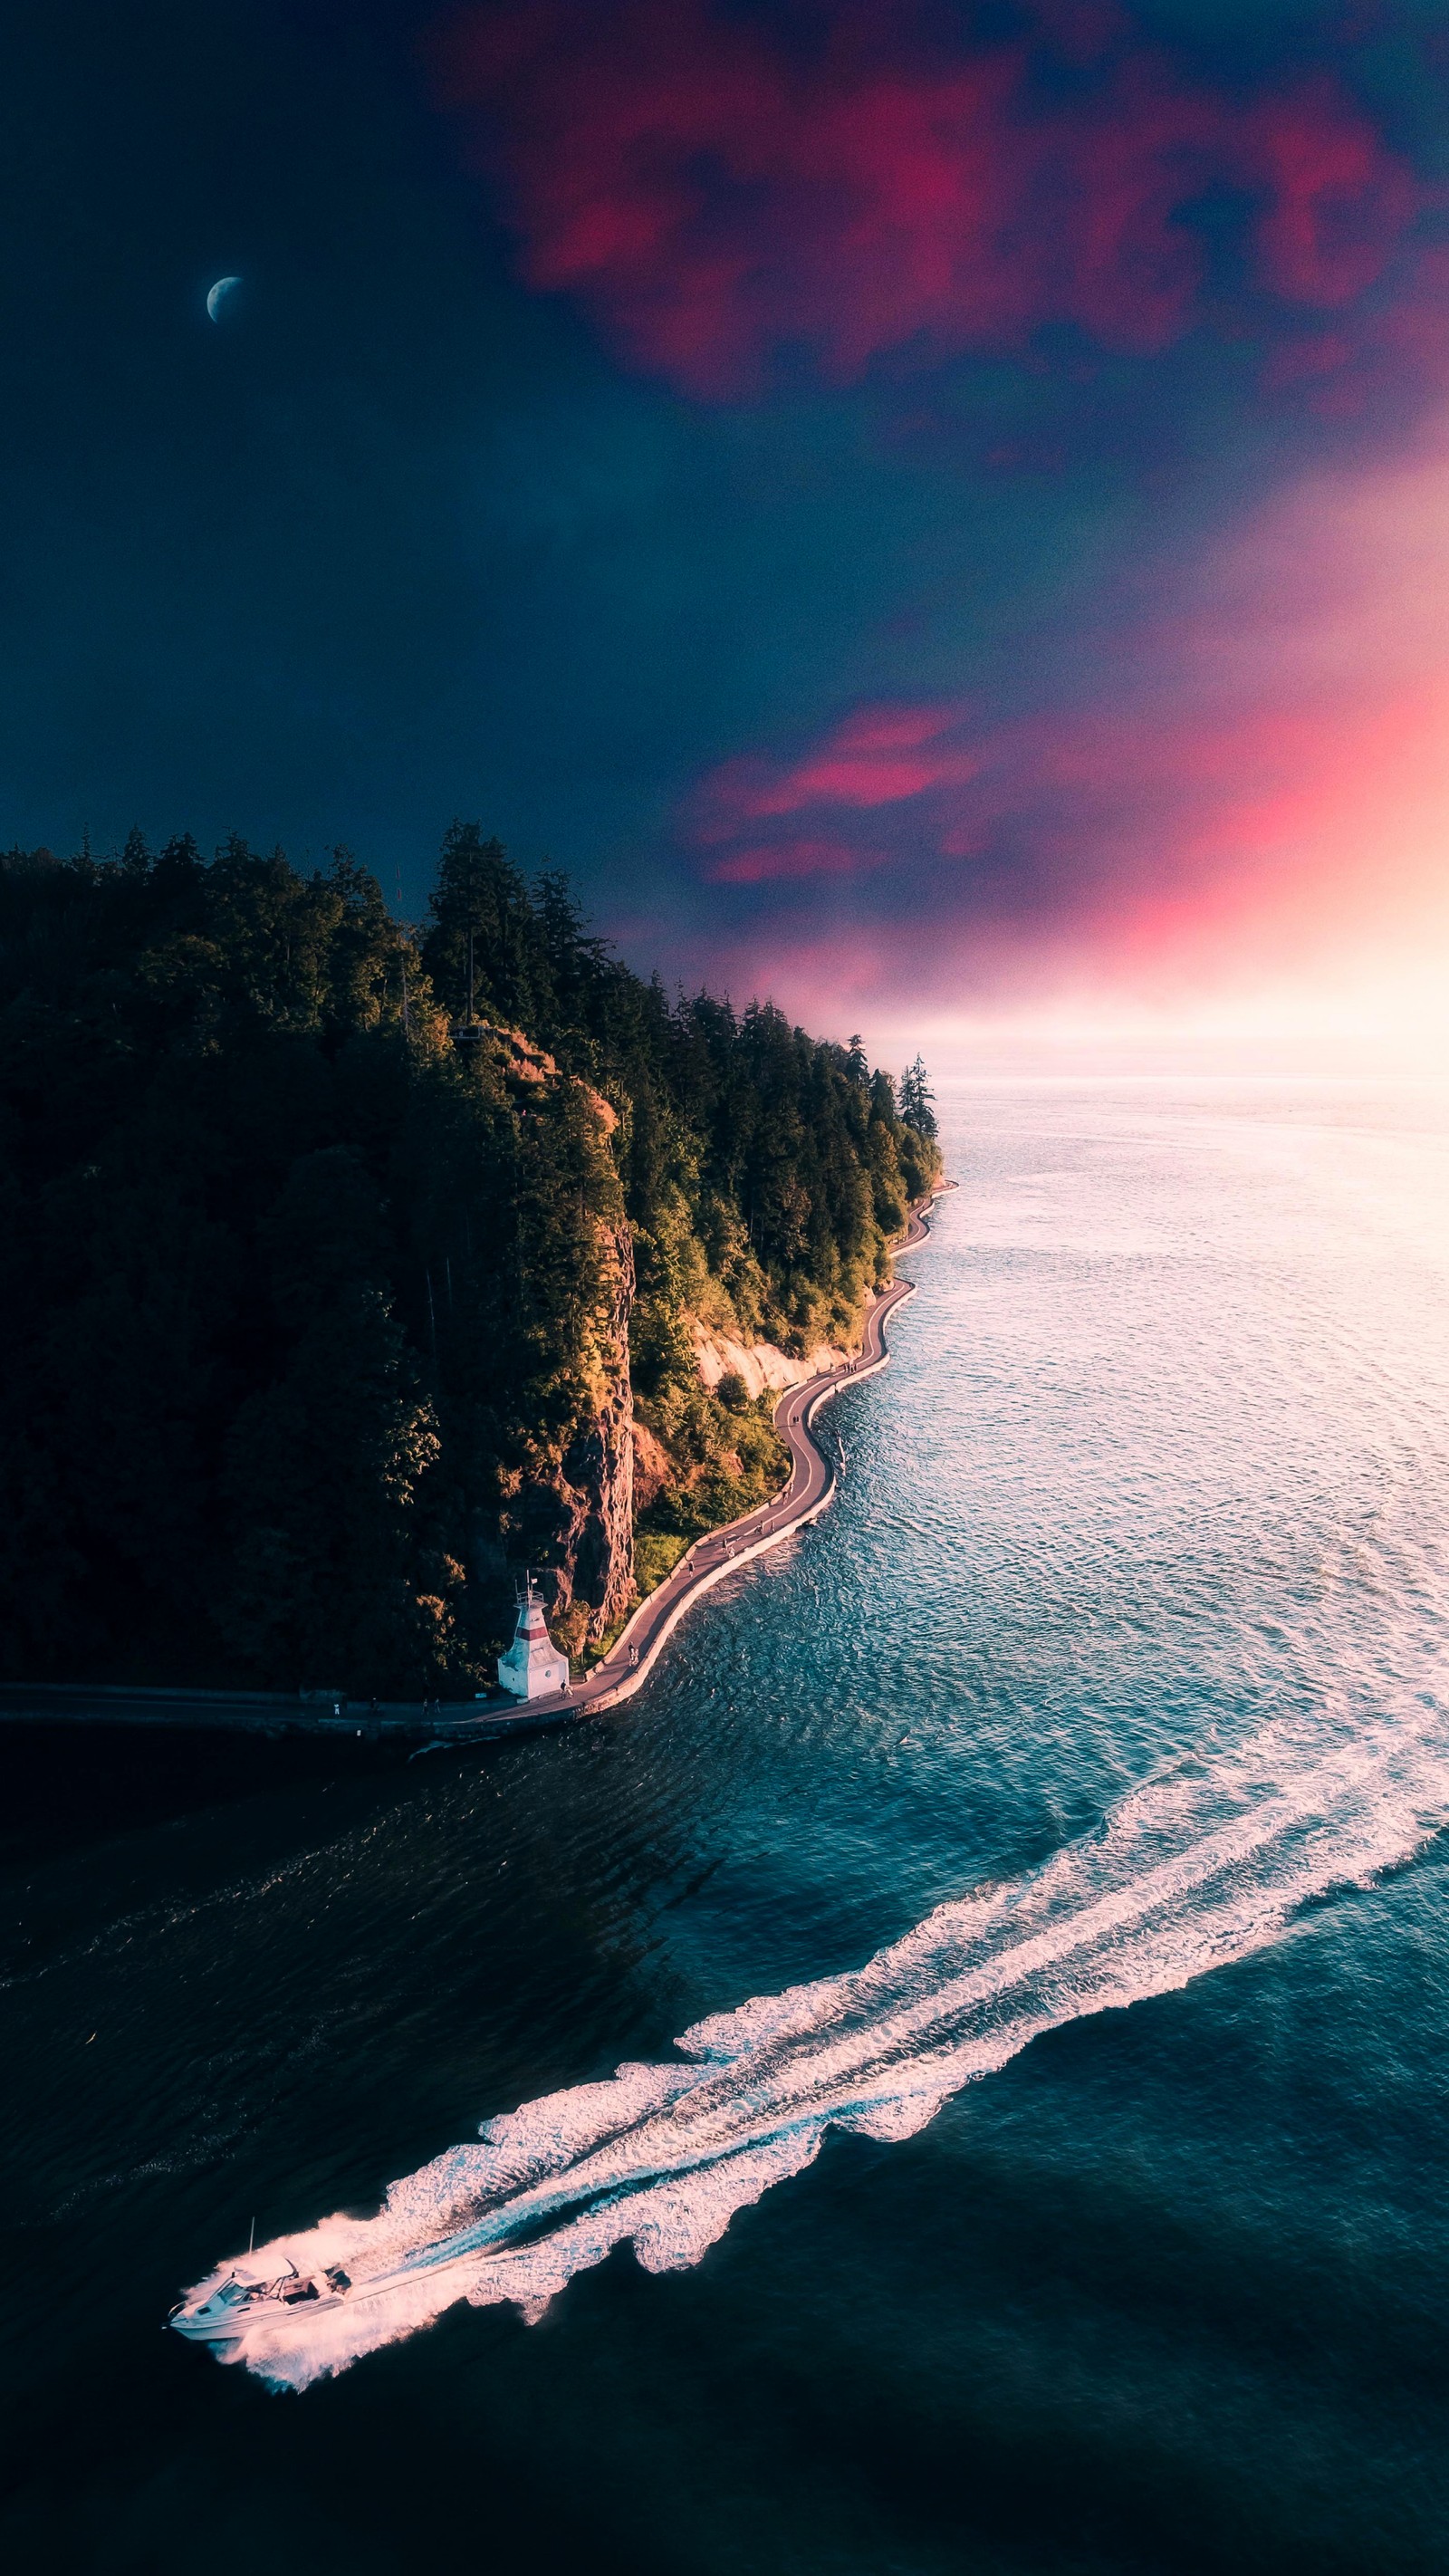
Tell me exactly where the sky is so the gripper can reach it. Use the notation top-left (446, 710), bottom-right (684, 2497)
top-left (5, 0), bottom-right (1449, 1068)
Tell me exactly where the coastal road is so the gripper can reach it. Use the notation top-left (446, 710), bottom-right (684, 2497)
top-left (511, 1183), bottom-right (947, 1730)
top-left (0, 1187), bottom-right (947, 1747)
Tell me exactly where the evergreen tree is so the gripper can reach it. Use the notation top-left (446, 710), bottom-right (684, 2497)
top-left (899, 1053), bottom-right (938, 1139)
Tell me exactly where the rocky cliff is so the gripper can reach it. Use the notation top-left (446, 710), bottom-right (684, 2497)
top-left (509, 1216), bottom-right (638, 1657)
top-left (689, 1316), bottom-right (855, 1399)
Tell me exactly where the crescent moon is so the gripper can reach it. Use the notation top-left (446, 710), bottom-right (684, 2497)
top-left (206, 275), bottom-right (242, 322)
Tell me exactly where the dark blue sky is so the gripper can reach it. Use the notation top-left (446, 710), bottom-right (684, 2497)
top-left (5, 3), bottom-right (1448, 1036)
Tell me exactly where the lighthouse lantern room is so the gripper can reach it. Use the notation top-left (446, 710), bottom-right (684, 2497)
top-left (497, 1573), bottom-right (571, 1700)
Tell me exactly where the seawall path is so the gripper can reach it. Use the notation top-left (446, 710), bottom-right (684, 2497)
top-left (567, 1179), bottom-right (949, 1728)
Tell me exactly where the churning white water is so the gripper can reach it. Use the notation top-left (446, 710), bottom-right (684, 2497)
top-left (184, 1079), bottom-right (1449, 2391)
top-left (209, 1690), bottom-right (1448, 2388)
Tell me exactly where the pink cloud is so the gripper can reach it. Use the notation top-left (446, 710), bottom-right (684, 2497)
top-left (705, 836), bottom-right (870, 883)
top-left (677, 420), bottom-right (1449, 1004)
top-left (1244, 77), bottom-right (1419, 307)
top-left (1264, 245), bottom-right (1449, 418)
top-left (436, 1), bottom-right (1423, 398)
top-left (692, 701), bottom-right (979, 836)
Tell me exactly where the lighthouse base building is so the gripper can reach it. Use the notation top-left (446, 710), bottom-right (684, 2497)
top-left (497, 1576), bottom-right (571, 1700)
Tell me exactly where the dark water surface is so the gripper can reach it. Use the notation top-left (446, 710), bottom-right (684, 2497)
top-left (5, 1080), bottom-right (1449, 2574)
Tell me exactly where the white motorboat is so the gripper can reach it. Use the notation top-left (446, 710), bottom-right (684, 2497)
top-left (169, 2159), bottom-right (646, 2356)
top-left (168, 2230), bottom-right (493, 2354)
top-left (168, 2254), bottom-right (353, 2346)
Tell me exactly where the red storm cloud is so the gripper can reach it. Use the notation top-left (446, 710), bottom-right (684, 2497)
top-left (436, 0), bottom-right (1421, 396)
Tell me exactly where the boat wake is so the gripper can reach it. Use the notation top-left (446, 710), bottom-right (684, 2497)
top-left (190, 1698), bottom-right (1448, 2388)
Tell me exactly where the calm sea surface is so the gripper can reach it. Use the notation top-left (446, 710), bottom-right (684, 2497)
top-left (5, 1079), bottom-right (1449, 2573)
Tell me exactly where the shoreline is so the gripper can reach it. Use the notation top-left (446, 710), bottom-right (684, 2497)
top-left (575, 1177), bottom-right (951, 1725)
top-left (0, 1181), bottom-right (951, 1750)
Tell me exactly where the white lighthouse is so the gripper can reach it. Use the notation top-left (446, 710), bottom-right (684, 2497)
top-left (496, 1573), bottom-right (571, 1701)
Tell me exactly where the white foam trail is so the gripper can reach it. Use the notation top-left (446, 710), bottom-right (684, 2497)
top-left (193, 1699), bottom-right (1448, 2388)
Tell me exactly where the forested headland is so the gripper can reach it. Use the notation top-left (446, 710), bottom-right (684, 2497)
top-left (0, 827), bottom-right (940, 1695)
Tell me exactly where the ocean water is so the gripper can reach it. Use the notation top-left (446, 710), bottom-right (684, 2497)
top-left (5, 1078), bottom-right (1449, 2573)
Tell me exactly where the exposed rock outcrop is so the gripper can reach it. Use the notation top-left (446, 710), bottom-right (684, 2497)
top-left (629, 1418), bottom-right (671, 1515)
top-left (518, 1219), bottom-right (637, 1648)
top-left (690, 1316), bottom-right (855, 1399)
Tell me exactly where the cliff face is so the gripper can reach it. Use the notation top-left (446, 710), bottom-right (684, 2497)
top-left (690, 1316), bottom-right (854, 1399)
top-left (515, 1218), bottom-right (637, 1650)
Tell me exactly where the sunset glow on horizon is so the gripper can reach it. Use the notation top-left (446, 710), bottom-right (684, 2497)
top-left (636, 406), bottom-right (1449, 1070)
top-left (430, 0), bottom-right (1449, 1070)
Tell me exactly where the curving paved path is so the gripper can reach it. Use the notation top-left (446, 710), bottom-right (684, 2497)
top-left (465, 1179), bottom-right (952, 1737)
